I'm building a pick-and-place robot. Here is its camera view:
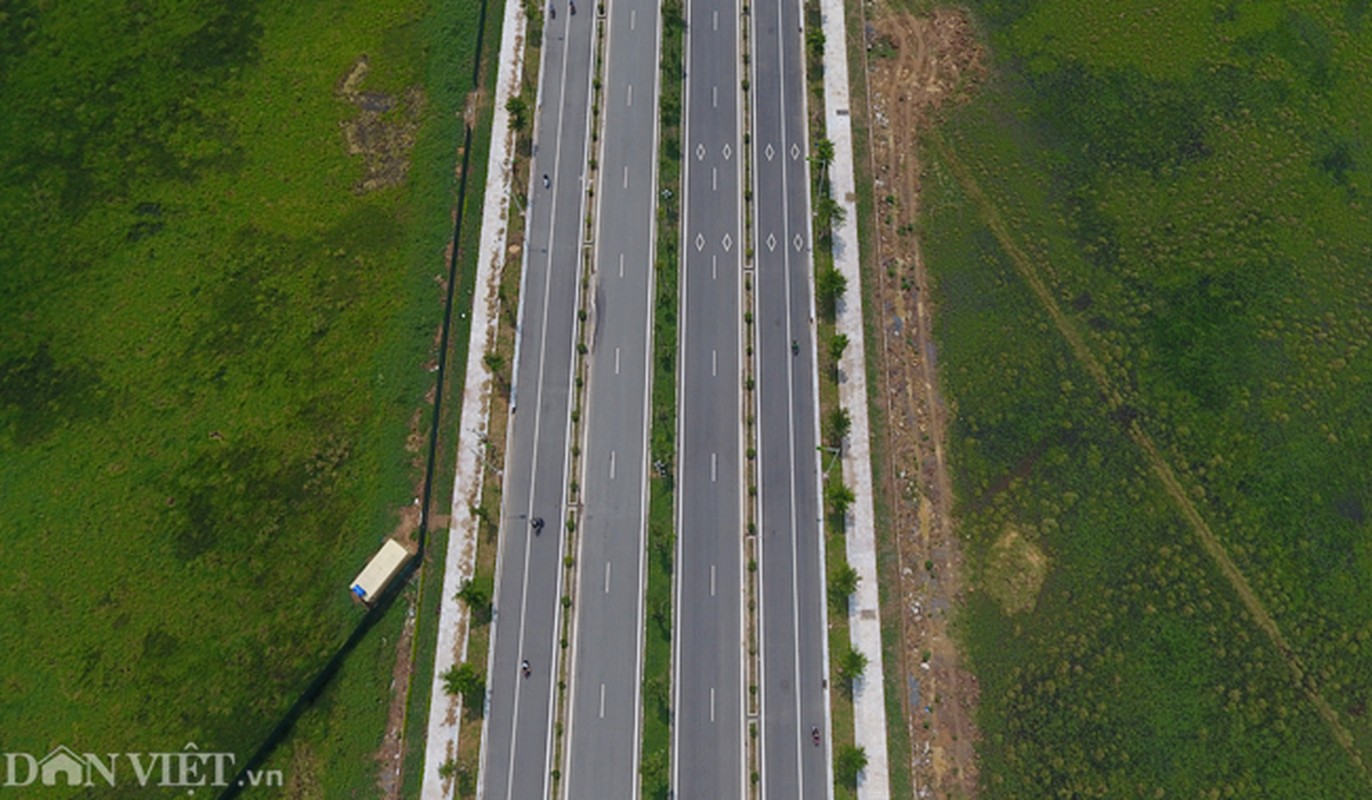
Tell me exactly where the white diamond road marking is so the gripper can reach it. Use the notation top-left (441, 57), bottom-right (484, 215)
top-left (766, 233), bottom-right (777, 252)
top-left (765, 144), bottom-right (775, 161)
top-left (791, 143), bottom-right (801, 160)
top-left (696, 143), bottom-right (706, 161)
top-left (722, 143), bottom-right (733, 160)
top-left (722, 234), bottom-right (733, 251)
top-left (793, 234), bottom-right (804, 251)
top-left (695, 233), bottom-right (706, 251)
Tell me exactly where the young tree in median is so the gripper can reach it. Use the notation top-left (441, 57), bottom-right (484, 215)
top-left (815, 267), bottom-right (847, 320)
top-left (837, 644), bottom-right (868, 685)
top-left (829, 332), bottom-right (849, 364)
top-left (484, 351), bottom-right (508, 395)
top-left (505, 94), bottom-right (529, 133)
top-left (439, 757), bottom-right (458, 781)
top-left (443, 662), bottom-right (485, 709)
top-left (815, 195), bottom-right (846, 238)
top-left (828, 561), bottom-right (859, 610)
top-left (805, 27), bottom-right (826, 64)
top-left (812, 137), bottom-right (835, 175)
top-left (827, 406), bottom-right (851, 449)
top-left (827, 478), bottom-right (856, 521)
top-left (457, 572), bottom-right (494, 623)
top-left (835, 745), bottom-right (869, 787)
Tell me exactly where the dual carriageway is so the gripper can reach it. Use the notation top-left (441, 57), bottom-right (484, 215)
top-left (474, 0), bottom-right (833, 795)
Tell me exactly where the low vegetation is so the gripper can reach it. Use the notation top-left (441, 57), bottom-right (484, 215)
top-left (640, 0), bottom-right (686, 796)
top-left (0, 1), bottom-right (485, 793)
top-left (921, 1), bottom-right (1372, 795)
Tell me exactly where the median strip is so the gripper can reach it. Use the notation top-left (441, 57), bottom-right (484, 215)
top-left (638, 1), bottom-right (685, 796)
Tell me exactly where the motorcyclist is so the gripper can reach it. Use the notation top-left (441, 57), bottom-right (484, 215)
top-left (532, 516), bottom-right (545, 534)
top-left (521, 659), bottom-right (531, 677)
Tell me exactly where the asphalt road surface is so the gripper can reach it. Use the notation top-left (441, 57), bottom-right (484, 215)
top-left (479, 3), bottom-right (596, 797)
top-left (751, 0), bottom-right (832, 796)
top-left (672, 0), bottom-right (747, 795)
top-left (560, 0), bottom-right (661, 795)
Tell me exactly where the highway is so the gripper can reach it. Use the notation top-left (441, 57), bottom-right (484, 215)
top-left (750, 0), bottom-right (832, 796)
top-left (560, 0), bottom-right (661, 794)
top-left (672, 0), bottom-right (748, 795)
top-left (478, 2), bottom-right (596, 797)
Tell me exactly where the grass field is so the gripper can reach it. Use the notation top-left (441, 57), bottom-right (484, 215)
top-left (920, 0), bottom-right (1372, 796)
top-left (0, 1), bottom-right (484, 793)
top-left (640, 1), bottom-right (685, 795)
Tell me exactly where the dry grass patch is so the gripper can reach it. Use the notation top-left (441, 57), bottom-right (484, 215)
top-left (982, 527), bottom-right (1047, 616)
top-left (339, 56), bottom-right (426, 193)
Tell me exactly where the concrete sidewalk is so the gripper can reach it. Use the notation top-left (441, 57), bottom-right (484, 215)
top-left (819, 0), bottom-right (894, 796)
top-left (419, 1), bottom-right (526, 797)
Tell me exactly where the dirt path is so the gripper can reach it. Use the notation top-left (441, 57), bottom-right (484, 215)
top-left (377, 599), bottom-right (418, 799)
top-left (856, 5), bottom-right (984, 795)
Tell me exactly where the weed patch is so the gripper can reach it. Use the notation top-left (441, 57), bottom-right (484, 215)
top-left (923, 1), bottom-right (1372, 793)
top-left (0, 3), bottom-right (487, 794)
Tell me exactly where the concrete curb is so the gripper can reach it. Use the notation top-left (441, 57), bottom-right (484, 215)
top-left (819, 0), bottom-right (893, 795)
top-left (419, 2), bottom-right (527, 797)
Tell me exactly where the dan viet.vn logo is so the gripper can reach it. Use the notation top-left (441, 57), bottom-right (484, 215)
top-left (1, 743), bottom-right (283, 790)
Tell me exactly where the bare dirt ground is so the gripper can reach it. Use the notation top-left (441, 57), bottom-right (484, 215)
top-left (378, 600), bottom-right (418, 799)
top-left (856, 5), bottom-right (985, 796)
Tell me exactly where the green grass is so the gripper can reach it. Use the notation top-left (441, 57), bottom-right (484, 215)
top-left (922, 1), bottom-right (1372, 795)
top-left (0, 0), bottom-right (485, 791)
top-left (389, 0), bottom-right (506, 792)
top-left (640, 0), bottom-right (685, 795)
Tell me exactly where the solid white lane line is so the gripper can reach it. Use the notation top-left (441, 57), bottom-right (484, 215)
top-left (600, 683), bottom-right (607, 718)
top-left (604, 560), bottom-right (612, 594)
